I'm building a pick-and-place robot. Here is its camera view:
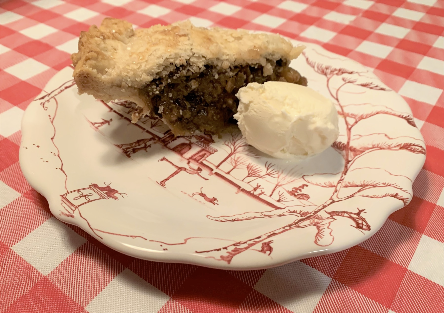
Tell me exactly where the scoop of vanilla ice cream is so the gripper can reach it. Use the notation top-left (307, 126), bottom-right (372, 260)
top-left (234, 82), bottom-right (339, 159)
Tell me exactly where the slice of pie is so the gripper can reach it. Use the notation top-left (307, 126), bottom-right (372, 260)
top-left (72, 18), bottom-right (307, 136)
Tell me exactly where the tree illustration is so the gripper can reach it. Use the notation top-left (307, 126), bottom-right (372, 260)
top-left (276, 191), bottom-right (291, 203)
top-left (189, 49), bottom-right (426, 264)
top-left (242, 161), bottom-right (278, 183)
top-left (269, 168), bottom-right (299, 198)
top-left (226, 154), bottom-right (247, 175)
top-left (216, 133), bottom-right (255, 168)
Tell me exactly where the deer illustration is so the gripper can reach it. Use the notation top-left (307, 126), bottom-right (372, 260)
top-left (191, 187), bottom-right (219, 205)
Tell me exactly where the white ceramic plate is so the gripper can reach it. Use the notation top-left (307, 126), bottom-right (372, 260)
top-left (20, 43), bottom-right (425, 270)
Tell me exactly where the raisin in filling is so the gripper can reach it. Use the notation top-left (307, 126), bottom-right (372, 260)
top-left (142, 59), bottom-right (307, 135)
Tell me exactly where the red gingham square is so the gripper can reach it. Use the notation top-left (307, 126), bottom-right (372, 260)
top-left (245, 2), bottom-right (274, 14)
top-left (48, 242), bottom-right (124, 307)
top-left (412, 169), bottom-right (444, 204)
top-left (404, 28), bottom-right (439, 46)
top-left (392, 271), bottom-right (444, 313)
top-left (45, 15), bottom-right (79, 30)
top-left (403, 97), bottom-right (433, 122)
top-left (328, 34), bottom-right (366, 52)
top-left (424, 206), bottom-right (444, 243)
top-left (267, 7), bottom-right (302, 20)
top-left (314, 280), bottom-right (388, 313)
top-left (396, 39), bottom-right (430, 55)
top-left (14, 40), bottom-right (54, 58)
top-left (0, 162), bottom-right (32, 194)
top-left (33, 48), bottom-right (71, 69)
top-left (157, 299), bottom-right (193, 313)
top-left (409, 68), bottom-right (444, 90)
top-left (423, 146), bottom-right (444, 177)
top-left (0, 69), bottom-right (22, 91)
top-left (172, 267), bottom-right (254, 313)
top-left (0, 50), bottom-right (28, 71)
top-left (2, 17), bottom-right (38, 33)
top-left (427, 106), bottom-right (444, 128)
top-left (0, 0), bottom-right (27, 11)
top-left (339, 25), bottom-right (372, 40)
top-left (22, 188), bottom-right (50, 213)
top-left (312, 0), bottom-right (340, 11)
top-left (372, 69), bottom-right (408, 92)
top-left (302, 250), bottom-right (348, 278)
top-left (67, 0), bottom-right (102, 7)
top-left (376, 0), bottom-right (404, 9)
top-left (0, 100), bottom-right (13, 114)
top-left (176, 4), bottom-right (206, 16)
top-left (385, 16), bottom-right (417, 29)
top-left (359, 219), bottom-right (422, 267)
top-left (421, 122), bottom-right (444, 150)
top-left (216, 16), bottom-right (249, 29)
top-left (361, 10), bottom-right (390, 23)
top-left (0, 139), bottom-right (19, 171)
top-left (428, 47), bottom-right (444, 61)
top-left (0, 248), bottom-right (43, 312)
top-left (130, 259), bottom-right (197, 297)
top-left (290, 13), bottom-right (321, 26)
top-left (6, 277), bottom-right (87, 313)
top-left (102, 7), bottom-right (134, 19)
top-left (347, 51), bottom-right (383, 69)
top-left (27, 9), bottom-right (62, 23)
top-left (232, 8), bottom-right (264, 22)
top-left (376, 59), bottom-right (416, 79)
top-left (336, 3), bottom-right (363, 16)
top-left (402, 2), bottom-right (431, 13)
top-left (314, 19), bottom-right (347, 33)
top-left (389, 196), bottom-right (437, 234)
top-left (236, 289), bottom-right (293, 313)
top-left (10, 2), bottom-right (41, 17)
top-left (1, 81), bottom-right (41, 107)
top-left (0, 25), bottom-right (14, 39)
top-left (333, 246), bottom-right (407, 307)
top-left (320, 43), bottom-right (351, 57)
top-left (61, 22), bottom-right (91, 36)
top-left (428, 6), bottom-right (444, 17)
top-left (227, 270), bottom-right (265, 287)
top-left (301, 5), bottom-right (330, 18)
top-left (7, 131), bottom-right (21, 146)
top-left (0, 32), bottom-right (32, 50)
top-left (0, 196), bottom-right (51, 247)
top-left (413, 21), bottom-right (444, 36)
top-left (420, 11), bottom-right (444, 27)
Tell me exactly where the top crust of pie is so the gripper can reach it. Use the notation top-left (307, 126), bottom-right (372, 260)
top-left (71, 18), bottom-right (304, 110)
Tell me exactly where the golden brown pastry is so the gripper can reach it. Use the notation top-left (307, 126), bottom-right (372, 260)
top-left (72, 18), bottom-right (306, 135)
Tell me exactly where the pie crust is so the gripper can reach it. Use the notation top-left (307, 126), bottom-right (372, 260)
top-left (72, 18), bottom-right (306, 135)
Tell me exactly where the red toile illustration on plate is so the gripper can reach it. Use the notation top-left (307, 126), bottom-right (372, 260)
top-left (20, 42), bottom-right (425, 269)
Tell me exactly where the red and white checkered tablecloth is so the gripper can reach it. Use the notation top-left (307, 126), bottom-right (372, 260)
top-left (1, 0), bottom-right (443, 312)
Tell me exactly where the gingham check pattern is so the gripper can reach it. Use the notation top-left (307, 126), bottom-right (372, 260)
top-left (1, 0), bottom-right (443, 312)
